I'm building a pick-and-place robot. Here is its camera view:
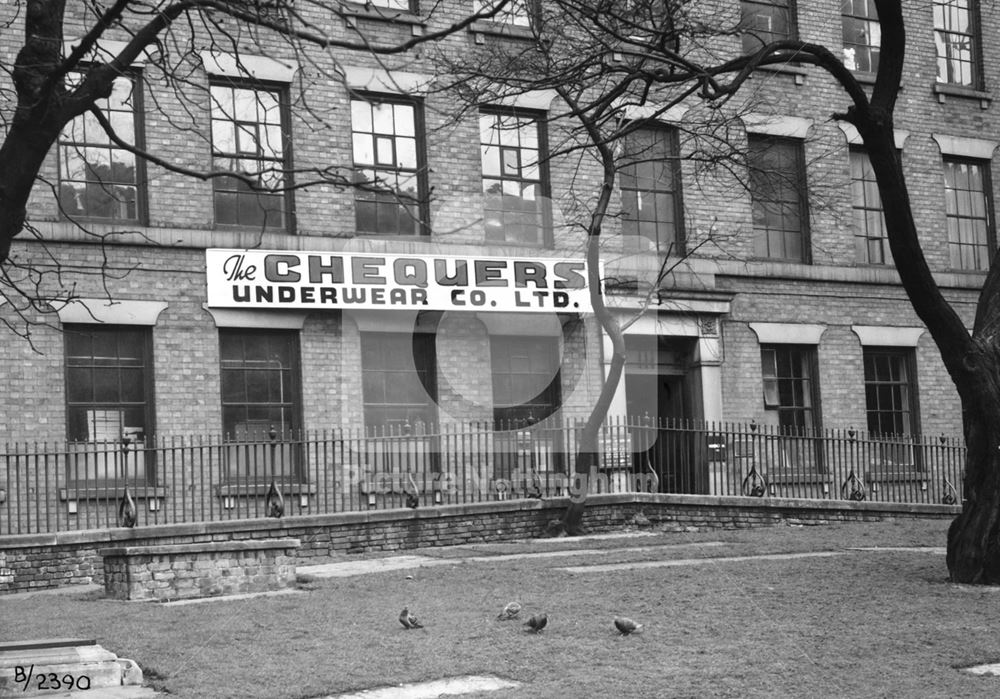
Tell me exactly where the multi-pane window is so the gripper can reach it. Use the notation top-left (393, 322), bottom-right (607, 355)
top-left (210, 82), bottom-right (289, 229)
top-left (842, 0), bottom-right (880, 73)
top-left (66, 326), bottom-right (153, 444)
top-left (58, 74), bottom-right (141, 221)
top-left (351, 95), bottom-right (424, 236)
top-left (863, 350), bottom-right (916, 438)
top-left (934, 0), bottom-right (980, 87)
top-left (760, 345), bottom-right (818, 434)
top-left (361, 332), bottom-right (437, 432)
top-left (943, 158), bottom-right (994, 271)
top-left (220, 330), bottom-right (300, 440)
top-left (620, 127), bottom-right (684, 254)
top-left (491, 336), bottom-right (561, 427)
top-left (850, 149), bottom-right (889, 264)
top-left (748, 135), bottom-right (809, 262)
top-left (474, 0), bottom-right (531, 25)
top-left (741, 0), bottom-right (795, 53)
top-left (480, 109), bottom-right (548, 245)
top-left (366, 0), bottom-right (414, 10)
top-left (65, 326), bottom-right (153, 483)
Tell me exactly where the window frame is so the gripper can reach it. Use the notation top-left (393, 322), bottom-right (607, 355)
top-left (748, 134), bottom-right (811, 263)
top-left (350, 91), bottom-right (429, 237)
top-left (490, 335), bottom-right (562, 428)
top-left (863, 348), bottom-right (920, 439)
top-left (209, 77), bottom-right (295, 232)
top-left (360, 331), bottom-right (438, 433)
top-left (942, 156), bottom-right (996, 271)
top-left (841, 0), bottom-right (881, 73)
top-left (740, 0), bottom-right (797, 54)
top-left (849, 148), bottom-right (890, 265)
top-left (64, 324), bottom-right (156, 484)
top-left (759, 344), bottom-right (820, 435)
top-left (479, 106), bottom-right (553, 247)
top-left (57, 69), bottom-right (148, 224)
top-left (933, 0), bottom-right (983, 89)
top-left (619, 124), bottom-right (686, 255)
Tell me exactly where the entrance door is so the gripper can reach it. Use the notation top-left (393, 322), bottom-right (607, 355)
top-left (625, 336), bottom-right (702, 493)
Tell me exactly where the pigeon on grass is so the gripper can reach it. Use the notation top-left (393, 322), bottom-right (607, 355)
top-left (524, 613), bottom-right (548, 633)
top-left (614, 617), bottom-right (643, 636)
top-left (497, 601), bottom-right (522, 621)
top-left (399, 607), bottom-right (424, 629)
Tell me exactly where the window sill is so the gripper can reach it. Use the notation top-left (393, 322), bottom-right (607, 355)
top-left (468, 20), bottom-right (535, 43)
top-left (863, 469), bottom-right (925, 483)
top-left (341, 3), bottom-right (426, 33)
top-left (932, 83), bottom-right (992, 108)
top-left (215, 482), bottom-right (317, 497)
top-left (59, 486), bottom-right (167, 501)
top-left (767, 472), bottom-right (830, 486)
top-left (752, 62), bottom-right (808, 85)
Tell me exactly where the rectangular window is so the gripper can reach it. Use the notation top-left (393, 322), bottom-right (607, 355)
top-left (351, 95), bottom-right (425, 236)
top-left (934, 0), bottom-right (980, 87)
top-left (491, 336), bottom-right (561, 427)
top-left (65, 325), bottom-right (153, 483)
top-left (863, 350), bottom-right (916, 438)
top-left (58, 73), bottom-right (142, 221)
top-left (620, 126), bottom-right (684, 254)
top-left (943, 158), bottom-right (994, 271)
top-left (220, 330), bottom-right (302, 482)
top-left (749, 135), bottom-right (810, 262)
top-left (210, 81), bottom-right (290, 229)
top-left (480, 108), bottom-right (549, 245)
top-left (842, 0), bottom-right (881, 72)
top-left (864, 349), bottom-right (921, 469)
top-left (741, 0), bottom-right (794, 53)
top-left (760, 345), bottom-right (817, 434)
top-left (361, 332), bottom-right (437, 432)
top-left (366, 0), bottom-right (415, 10)
top-left (850, 149), bottom-right (889, 264)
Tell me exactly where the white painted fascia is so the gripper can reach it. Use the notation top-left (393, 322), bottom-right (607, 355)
top-left (837, 123), bottom-right (910, 149)
top-left (63, 39), bottom-right (152, 66)
top-left (851, 325), bottom-right (925, 347)
top-left (748, 322), bottom-right (827, 344)
top-left (343, 66), bottom-right (435, 95)
top-left (57, 299), bottom-right (168, 326)
top-left (932, 133), bottom-right (999, 160)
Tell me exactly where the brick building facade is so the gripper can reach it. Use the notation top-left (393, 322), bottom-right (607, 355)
top-left (0, 0), bottom-right (991, 524)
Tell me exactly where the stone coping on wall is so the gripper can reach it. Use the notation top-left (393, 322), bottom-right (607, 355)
top-left (98, 538), bottom-right (301, 558)
top-left (0, 494), bottom-right (959, 550)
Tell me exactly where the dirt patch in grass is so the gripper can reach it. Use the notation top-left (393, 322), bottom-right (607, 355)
top-left (7, 518), bottom-right (996, 699)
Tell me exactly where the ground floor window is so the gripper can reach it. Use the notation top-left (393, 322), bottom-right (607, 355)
top-left (360, 331), bottom-right (437, 433)
top-left (864, 348), bottom-right (920, 469)
top-left (760, 344), bottom-right (821, 471)
top-left (219, 329), bottom-right (301, 480)
top-left (64, 324), bottom-right (154, 484)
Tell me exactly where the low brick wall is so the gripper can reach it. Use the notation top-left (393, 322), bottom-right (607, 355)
top-left (99, 539), bottom-right (300, 602)
top-left (0, 493), bottom-right (958, 594)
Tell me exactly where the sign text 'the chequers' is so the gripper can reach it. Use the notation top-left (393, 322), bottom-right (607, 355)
top-left (205, 250), bottom-right (594, 313)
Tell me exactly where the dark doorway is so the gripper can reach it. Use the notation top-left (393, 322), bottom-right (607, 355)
top-left (625, 336), bottom-right (704, 493)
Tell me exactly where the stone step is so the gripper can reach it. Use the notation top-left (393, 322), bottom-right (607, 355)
top-left (0, 639), bottom-right (143, 697)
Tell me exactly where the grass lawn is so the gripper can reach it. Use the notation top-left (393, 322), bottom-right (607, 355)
top-left (5, 518), bottom-right (1000, 698)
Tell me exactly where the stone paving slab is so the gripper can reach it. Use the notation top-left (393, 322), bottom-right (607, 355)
top-left (558, 550), bottom-right (847, 573)
top-left (159, 588), bottom-right (306, 607)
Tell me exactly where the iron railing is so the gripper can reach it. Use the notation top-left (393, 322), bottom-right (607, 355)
top-left (0, 418), bottom-right (965, 535)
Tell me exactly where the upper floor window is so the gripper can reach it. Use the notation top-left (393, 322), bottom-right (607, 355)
top-left (842, 0), bottom-right (880, 73)
top-left (943, 158), bottom-right (994, 271)
top-left (850, 149), bottom-right (889, 265)
top-left (351, 95), bottom-right (425, 236)
top-left (748, 135), bottom-right (810, 262)
top-left (210, 81), bottom-right (290, 229)
top-left (934, 0), bottom-right (980, 87)
top-left (480, 108), bottom-right (549, 245)
top-left (741, 0), bottom-right (795, 53)
top-left (58, 73), bottom-right (142, 222)
top-left (365, 0), bottom-right (415, 10)
top-left (620, 126), bottom-right (684, 254)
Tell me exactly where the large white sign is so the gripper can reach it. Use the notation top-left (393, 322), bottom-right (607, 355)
top-left (205, 249), bottom-right (593, 313)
